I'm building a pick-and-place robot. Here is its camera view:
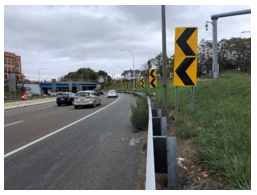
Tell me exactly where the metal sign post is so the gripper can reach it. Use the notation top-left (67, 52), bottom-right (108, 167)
top-left (191, 87), bottom-right (194, 113)
top-left (69, 80), bottom-right (72, 92)
top-left (52, 79), bottom-right (56, 92)
top-left (175, 86), bottom-right (178, 120)
top-left (8, 73), bottom-right (16, 92)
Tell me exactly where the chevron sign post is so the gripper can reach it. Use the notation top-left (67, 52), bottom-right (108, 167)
top-left (149, 69), bottom-right (157, 88)
top-left (174, 27), bottom-right (198, 119)
top-left (140, 78), bottom-right (145, 89)
top-left (134, 80), bottom-right (137, 89)
top-left (174, 27), bottom-right (198, 87)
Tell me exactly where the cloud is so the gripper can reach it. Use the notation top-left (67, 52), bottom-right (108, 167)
top-left (4, 5), bottom-right (251, 80)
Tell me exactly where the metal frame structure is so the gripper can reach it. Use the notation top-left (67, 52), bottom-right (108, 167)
top-left (206, 9), bottom-right (251, 79)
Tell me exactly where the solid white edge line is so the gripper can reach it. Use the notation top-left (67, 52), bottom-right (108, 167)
top-left (4, 95), bottom-right (120, 158)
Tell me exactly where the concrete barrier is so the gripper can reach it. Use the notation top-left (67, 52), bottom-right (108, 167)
top-left (4, 98), bottom-right (56, 110)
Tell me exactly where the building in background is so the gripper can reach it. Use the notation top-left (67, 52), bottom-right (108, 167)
top-left (4, 51), bottom-right (22, 81)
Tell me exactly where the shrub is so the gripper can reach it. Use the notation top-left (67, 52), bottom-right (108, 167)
top-left (130, 95), bottom-right (148, 130)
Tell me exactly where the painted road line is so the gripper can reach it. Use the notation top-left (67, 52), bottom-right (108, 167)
top-left (41, 106), bottom-right (54, 109)
top-left (4, 120), bottom-right (24, 127)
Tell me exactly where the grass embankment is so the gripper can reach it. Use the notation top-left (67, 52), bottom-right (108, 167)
top-left (173, 73), bottom-right (250, 190)
top-left (109, 70), bottom-right (251, 190)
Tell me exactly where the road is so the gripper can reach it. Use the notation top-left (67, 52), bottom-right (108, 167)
top-left (4, 93), bottom-right (145, 190)
top-left (4, 94), bottom-right (118, 154)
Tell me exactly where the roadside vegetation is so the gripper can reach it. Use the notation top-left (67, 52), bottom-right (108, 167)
top-left (170, 71), bottom-right (251, 190)
top-left (130, 95), bottom-right (148, 130)
top-left (108, 70), bottom-right (251, 190)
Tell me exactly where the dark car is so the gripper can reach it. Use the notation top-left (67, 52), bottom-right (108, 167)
top-left (56, 93), bottom-right (75, 106)
top-left (93, 89), bottom-right (104, 96)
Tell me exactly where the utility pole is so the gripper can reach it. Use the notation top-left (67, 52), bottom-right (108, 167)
top-left (162, 5), bottom-right (167, 108)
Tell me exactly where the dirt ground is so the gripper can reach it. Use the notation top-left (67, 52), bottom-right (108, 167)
top-left (155, 138), bottom-right (225, 190)
top-left (137, 119), bottom-right (225, 190)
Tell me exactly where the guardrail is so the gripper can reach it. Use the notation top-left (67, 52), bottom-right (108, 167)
top-left (125, 91), bottom-right (177, 190)
top-left (122, 91), bottom-right (156, 189)
top-left (4, 98), bottom-right (56, 110)
top-left (145, 96), bottom-right (156, 190)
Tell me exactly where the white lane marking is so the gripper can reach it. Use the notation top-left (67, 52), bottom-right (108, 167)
top-left (4, 120), bottom-right (24, 127)
top-left (4, 95), bottom-right (121, 158)
top-left (41, 106), bottom-right (53, 109)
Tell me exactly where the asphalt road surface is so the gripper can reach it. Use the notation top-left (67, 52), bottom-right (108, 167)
top-left (4, 93), bottom-right (120, 154)
top-left (4, 93), bottom-right (145, 190)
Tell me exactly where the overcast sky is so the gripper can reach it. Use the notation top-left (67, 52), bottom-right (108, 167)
top-left (4, 2), bottom-right (252, 81)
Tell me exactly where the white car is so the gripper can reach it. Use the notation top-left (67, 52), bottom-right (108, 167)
top-left (74, 90), bottom-right (101, 109)
top-left (107, 90), bottom-right (118, 98)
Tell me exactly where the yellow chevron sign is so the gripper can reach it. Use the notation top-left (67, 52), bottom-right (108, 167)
top-left (149, 69), bottom-right (157, 88)
top-left (134, 80), bottom-right (137, 88)
top-left (174, 27), bottom-right (198, 87)
top-left (140, 78), bottom-right (145, 89)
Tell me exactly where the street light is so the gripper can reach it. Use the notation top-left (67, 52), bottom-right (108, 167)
top-left (120, 50), bottom-right (135, 91)
top-left (114, 65), bottom-right (123, 91)
top-left (241, 31), bottom-right (251, 33)
top-left (38, 68), bottom-right (47, 82)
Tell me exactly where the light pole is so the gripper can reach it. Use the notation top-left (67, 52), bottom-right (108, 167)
top-left (120, 50), bottom-right (135, 91)
top-left (38, 68), bottom-right (47, 82)
top-left (114, 65), bottom-right (123, 91)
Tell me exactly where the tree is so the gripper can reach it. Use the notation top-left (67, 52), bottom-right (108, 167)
top-left (197, 39), bottom-right (213, 74)
top-left (147, 37), bottom-right (251, 77)
top-left (197, 37), bottom-right (251, 74)
top-left (98, 70), bottom-right (108, 77)
top-left (227, 37), bottom-right (251, 73)
top-left (140, 61), bottom-right (149, 78)
top-left (149, 52), bottom-right (174, 77)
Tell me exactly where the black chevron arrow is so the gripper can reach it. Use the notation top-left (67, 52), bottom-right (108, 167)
top-left (176, 28), bottom-right (196, 56)
top-left (175, 57), bottom-right (195, 86)
top-left (150, 79), bottom-right (156, 88)
top-left (149, 69), bottom-right (156, 79)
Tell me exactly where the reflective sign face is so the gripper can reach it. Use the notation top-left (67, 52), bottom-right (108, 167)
top-left (174, 27), bottom-right (198, 87)
top-left (149, 69), bottom-right (157, 88)
top-left (140, 78), bottom-right (145, 89)
top-left (174, 57), bottom-right (197, 86)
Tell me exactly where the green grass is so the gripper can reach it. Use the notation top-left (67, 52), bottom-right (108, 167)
top-left (193, 75), bottom-right (251, 189)
top-left (4, 91), bottom-right (24, 100)
top-left (109, 70), bottom-right (251, 189)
